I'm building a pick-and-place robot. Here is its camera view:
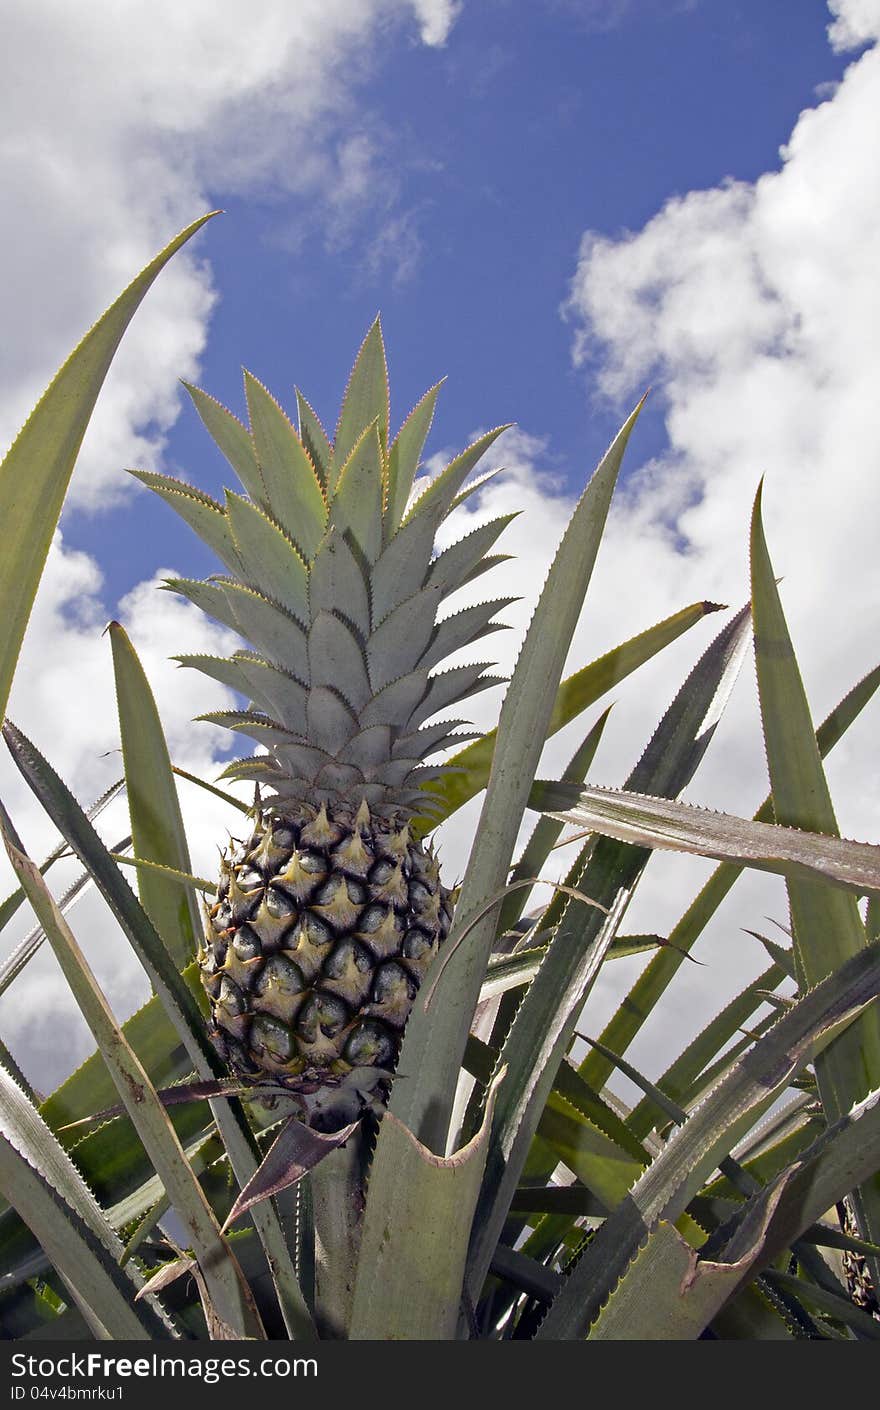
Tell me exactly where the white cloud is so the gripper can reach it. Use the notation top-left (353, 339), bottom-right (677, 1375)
top-left (410, 0), bottom-right (462, 46)
top-left (0, 0), bottom-right (459, 510)
top-left (828, 0), bottom-right (880, 49)
top-left (555, 2), bottom-right (880, 1061)
top-left (0, 0), bottom-right (462, 1083)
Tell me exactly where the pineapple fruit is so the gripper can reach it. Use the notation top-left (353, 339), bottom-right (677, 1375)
top-left (134, 320), bottom-right (513, 1129)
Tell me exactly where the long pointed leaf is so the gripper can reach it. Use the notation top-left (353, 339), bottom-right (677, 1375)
top-left (537, 941), bottom-right (880, 1338)
top-left (389, 401), bottom-right (644, 1154)
top-left (578, 662), bottom-right (880, 1095)
top-left (466, 603), bottom-right (753, 1298)
top-left (0, 807), bottom-right (265, 1339)
top-left (426, 598), bottom-right (723, 826)
top-left (751, 486), bottom-right (880, 1272)
top-left (349, 1073), bottom-right (504, 1341)
top-left (0, 213), bottom-right (216, 723)
top-left (2, 722), bottom-right (315, 1339)
top-left (0, 1066), bottom-right (175, 1337)
top-left (109, 622), bottom-right (201, 971)
top-left (533, 783), bottom-right (880, 897)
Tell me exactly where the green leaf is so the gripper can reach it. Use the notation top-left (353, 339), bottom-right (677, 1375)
top-left (0, 1067), bottom-right (175, 1338)
top-left (348, 1073), bottom-right (504, 1340)
top-left (0, 212), bottom-right (216, 726)
top-left (403, 427), bottom-right (509, 535)
top-left (244, 372), bottom-right (327, 560)
top-left (0, 813), bottom-right (264, 1339)
top-left (498, 706), bottom-right (612, 939)
top-left (466, 603), bottom-right (753, 1299)
top-left (384, 381), bottom-right (442, 533)
top-left (750, 485), bottom-right (880, 1272)
top-left (1, 720), bottom-right (315, 1339)
top-left (109, 623), bottom-right (201, 972)
top-left (578, 662), bottom-right (880, 1096)
top-left (537, 1099), bottom-right (644, 1210)
top-left (389, 400), bottom-right (644, 1154)
top-left (333, 318), bottom-right (390, 475)
top-left (224, 492), bottom-right (310, 623)
top-left (426, 514), bottom-right (518, 600)
top-left (183, 383), bottom-right (266, 504)
top-left (426, 599), bottom-right (723, 826)
top-left (295, 391), bottom-right (333, 490)
top-left (537, 942), bottom-right (880, 1339)
top-left (628, 965), bottom-right (786, 1139)
top-left (330, 421), bottom-right (385, 564)
top-left (765, 1269), bottom-right (880, 1339)
top-left (129, 471), bottom-right (241, 574)
top-left (613, 1083), bottom-right (880, 1341)
top-left (532, 782), bottom-right (880, 897)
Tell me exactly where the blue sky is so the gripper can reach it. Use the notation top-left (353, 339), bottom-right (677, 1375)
top-left (61, 0), bottom-right (860, 600)
top-left (2, 0), bottom-right (879, 1087)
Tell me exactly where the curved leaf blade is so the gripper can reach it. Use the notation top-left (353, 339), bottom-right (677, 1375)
top-left (0, 212), bottom-right (217, 723)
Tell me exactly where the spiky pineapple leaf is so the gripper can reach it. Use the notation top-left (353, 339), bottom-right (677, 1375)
top-left (0, 1066), bottom-right (176, 1338)
top-left (425, 598), bottom-right (724, 825)
top-left (385, 402), bottom-right (644, 1160)
top-left (109, 622), bottom-right (201, 972)
top-left (218, 581), bottom-right (310, 682)
top-left (764, 1269), bottom-right (880, 1340)
top-left (370, 512), bottom-right (439, 624)
top-left (498, 705), bottom-right (612, 938)
top-left (129, 471), bottom-right (241, 573)
top-left (591, 1083), bottom-right (880, 1341)
top-left (627, 964), bottom-right (787, 1140)
top-left (309, 527), bottom-right (371, 638)
top-left (183, 382), bottom-right (265, 503)
top-left (384, 381), bottom-right (442, 533)
top-left (348, 1071), bottom-right (504, 1341)
top-left (295, 390), bottom-right (333, 490)
top-left (427, 513), bottom-right (519, 600)
top-left (222, 1119), bottom-right (359, 1231)
top-left (1, 719), bottom-right (316, 1339)
top-left (577, 660), bottom-right (880, 1098)
top-left (173, 652), bottom-right (255, 702)
top-left (466, 603), bottom-right (753, 1299)
top-left (309, 610), bottom-right (371, 708)
top-left (403, 426), bottom-right (509, 534)
top-left (536, 942), bottom-right (880, 1339)
top-left (407, 662), bottom-right (502, 730)
top-left (228, 655), bottom-right (309, 733)
top-left (537, 1099), bottom-right (645, 1211)
top-left (532, 783), bottom-right (880, 897)
top-left (420, 597), bottom-right (513, 672)
top-left (0, 808), bottom-right (264, 1339)
top-left (225, 492), bottom-right (310, 623)
top-left (0, 211), bottom-right (216, 726)
top-left (750, 485), bottom-right (880, 1270)
top-left (333, 317), bottom-right (390, 474)
top-left (330, 421), bottom-right (385, 564)
top-left (369, 586), bottom-right (444, 690)
top-left (244, 372), bottom-right (327, 560)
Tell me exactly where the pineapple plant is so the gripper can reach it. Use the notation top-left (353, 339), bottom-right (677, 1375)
top-left (2, 214), bottom-right (880, 1343)
top-left (132, 320), bottom-right (513, 1130)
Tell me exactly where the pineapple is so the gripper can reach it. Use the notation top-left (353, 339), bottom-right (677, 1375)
top-left (134, 320), bottom-right (513, 1130)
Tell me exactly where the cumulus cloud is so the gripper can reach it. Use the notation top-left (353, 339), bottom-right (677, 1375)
top-left (0, 0), bottom-right (462, 1085)
top-left (0, 536), bottom-right (248, 1088)
top-left (0, 0), bottom-right (458, 510)
top-left (553, 0), bottom-right (880, 1059)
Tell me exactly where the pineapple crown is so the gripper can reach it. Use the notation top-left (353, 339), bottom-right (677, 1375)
top-left (132, 319), bottom-right (516, 819)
